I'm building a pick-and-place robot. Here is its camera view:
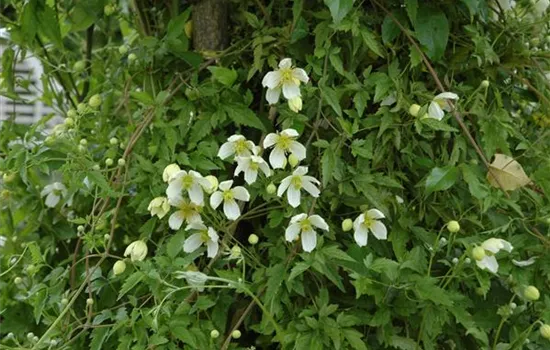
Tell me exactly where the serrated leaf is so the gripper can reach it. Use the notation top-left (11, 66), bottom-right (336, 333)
top-left (288, 262), bottom-right (311, 282)
top-left (324, 0), bottom-right (354, 25)
top-left (360, 30), bottom-right (384, 58)
top-left (420, 118), bottom-right (458, 132)
top-left (118, 271), bottom-right (144, 300)
top-left (90, 327), bottom-right (109, 350)
top-left (413, 7), bottom-right (449, 60)
top-left (207, 66), bottom-right (238, 86)
top-left (321, 147), bottom-right (336, 187)
top-left (225, 104), bottom-right (266, 131)
top-left (321, 86), bottom-right (342, 117)
top-left (425, 166), bottom-right (459, 195)
top-left (342, 329), bottom-right (368, 350)
top-left (487, 154), bottom-right (531, 191)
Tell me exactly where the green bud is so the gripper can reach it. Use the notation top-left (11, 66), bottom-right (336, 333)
top-left (409, 104), bottom-right (421, 117)
top-left (104, 4), bottom-right (115, 16)
top-left (77, 103), bottom-right (87, 113)
top-left (61, 298), bottom-right (69, 305)
top-left (27, 333), bottom-right (34, 340)
top-left (472, 246), bottom-right (485, 261)
top-left (210, 329), bottom-right (220, 339)
top-left (105, 158), bottom-right (114, 166)
top-left (231, 330), bottom-right (241, 339)
top-left (524, 285), bottom-right (540, 301)
top-left (481, 80), bottom-right (490, 88)
top-left (447, 220), bottom-right (460, 233)
top-left (79, 139), bottom-right (88, 146)
top-left (341, 218), bottom-right (353, 232)
top-left (266, 183), bottom-right (276, 194)
top-left (248, 234), bottom-right (259, 245)
top-left (92, 164), bottom-right (100, 171)
top-left (540, 324), bottom-right (550, 339)
top-left (73, 60), bottom-right (86, 72)
top-left (128, 53), bottom-right (137, 62)
top-left (117, 158), bottom-right (126, 167)
top-left (14, 277), bottom-right (22, 284)
top-left (64, 118), bottom-right (74, 127)
top-left (110, 137), bottom-right (119, 145)
top-left (89, 94), bottom-right (102, 108)
top-left (67, 109), bottom-right (77, 118)
top-left (86, 298), bottom-right (94, 306)
top-left (113, 260), bottom-right (126, 275)
top-left (119, 45), bottom-right (129, 55)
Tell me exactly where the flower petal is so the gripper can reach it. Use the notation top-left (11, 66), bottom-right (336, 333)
top-left (232, 186), bottom-right (250, 201)
top-left (282, 82), bottom-right (300, 99)
top-left (168, 211), bottom-right (184, 230)
top-left (290, 213), bottom-right (308, 224)
top-left (269, 146), bottom-right (287, 169)
top-left (428, 101), bottom-right (444, 120)
top-left (244, 168), bottom-right (258, 184)
top-left (45, 193), bottom-right (60, 207)
top-left (309, 215), bottom-right (329, 231)
top-left (210, 191), bottom-right (223, 209)
top-left (354, 225), bottom-right (369, 247)
top-left (279, 58), bottom-right (292, 69)
top-left (183, 233), bottom-right (203, 253)
top-left (287, 186), bottom-right (301, 208)
top-left (370, 220), bottom-right (387, 240)
top-left (187, 184), bottom-right (204, 205)
top-left (301, 230), bottom-right (317, 252)
top-left (302, 179), bottom-right (320, 198)
top-left (218, 180), bottom-right (233, 191)
top-left (263, 133), bottom-right (278, 149)
top-left (477, 255), bottom-right (499, 273)
top-left (435, 92), bottom-right (459, 100)
top-left (277, 176), bottom-right (292, 197)
top-left (292, 68), bottom-right (309, 83)
top-left (206, 240), bottom-right (219, 258)
top-left (217, 142), bottom-right (235, 159)
top-left (289, 141), bottom-right (306, 161)
top-left (367, 209), bottom-right (385, 219)
top-left (512, 257), bottom-right (536, 267)
top-left (285, 223), bottom-right (301, 242)
top-left (223, 199), bottom-right (240, 220)
top-left (281, 129), bottom-right (300, 137)
top-left (266, 88), bottom-right (281, 105)
top-left (259, 162), bottom-right (271, 177)
top-left (262, 71), bottom-right (281, 89)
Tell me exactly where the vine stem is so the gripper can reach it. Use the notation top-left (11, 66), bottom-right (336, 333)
top-left (492, 295), bottom-right (516, 349)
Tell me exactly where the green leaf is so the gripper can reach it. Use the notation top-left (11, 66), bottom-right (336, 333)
top-left (360, 30), bottom-right (384, 58)
top-left (324, 0), bottom-right (355, 25)
top-left (167, 231), bottom-right (186, 258)
top-left (33, 287), bottom-right (48, 324)
top-left (321, 147), bottom-right (336, 187)
top-left (415, 278), bottom-right (453, 306)
top-left (413, 7), bottom-right (449, 60)
top-left (420, 118), bottom-right (459, 132)
top-left (288, 262), bottom-right (311, 282)
top-left (37, 3), bottom-right (63, 48)
top-left (342, 329), bottom-right (368, 350)
top-left (90, 327), bottom-right (109, 350)
top-left (118, 271), bottom-right (144, 300)
top-left (207, 66), bottom-right (238, 86)
top-left (381, 14), bottom-right (401, 44)
top-left (425, 166), bottom-right (459, 195)
top-left (321, 86), bottom-right (342, 117)
top-left (405, 0), bottom-right (418, 23)
top-left (225, 104), bottom-right (266, 131)
top-left (461, 164), bottom-right (489, 199)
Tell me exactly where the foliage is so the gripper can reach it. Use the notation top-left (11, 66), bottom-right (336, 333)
top-left (1, 0), bottom-right (550, 349)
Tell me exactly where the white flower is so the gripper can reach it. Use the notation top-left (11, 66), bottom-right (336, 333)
top-left (353, 209), bottom-right (388, 247)
top-left (427, 92), bottom-right (459, 120)
top-left (533, 0), bottom-right (549, 16)
top-left (210, 180), bottom-right (250, 220)
top-left (147, 197), bottom-right (170, 219)
top-left (41, 182), bottom-right (67, 208)
top-left (263, 129), bottom-right (306, 169)
top-left (163, 163), bottom-right (181, 182)
top-left (277, 166), bottom-right (320, 208)
top-left (184, 222), bottom-right (219, 258)
top-left (217, 135), bottom-right (255, 160)
top-left (476, 238), bottom-right (513, 273)
top-left (285, 213), bottom-right (329, 252)
top-left (175, 270), bottom-right (209, 292)
top-left (235, 147), bottom-right (271, 184)
top-left (262, 58), bottom-right (309, 104)
top-left (288, 97), bottom-right (303, 112)
top-left (168, 197), bottom-right (202, 230)
top-left (166, 170), bottom-right (210, 205)
top-left (124, 240), bottom-right (148, 262)
top-left (0, 235), bottom-right (6, 248)
top-left (512, 257), bottom-right (537, 267)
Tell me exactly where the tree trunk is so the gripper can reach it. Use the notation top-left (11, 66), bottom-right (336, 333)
top-left (192, 0), bottom-right (229, 52)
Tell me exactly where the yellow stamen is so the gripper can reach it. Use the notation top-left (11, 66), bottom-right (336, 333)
top-left (291, 175), bottom-right (302, 189)
top-left (223, 190), bottom-right (234, 201)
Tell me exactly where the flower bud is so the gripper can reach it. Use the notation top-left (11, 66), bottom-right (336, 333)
top-left (204, 175), bottom-right (218, 193)
top-left (64, 118), bottom-right (74, 127)
top-left (409, 104), bottom-right (421, 117)
top-left (86, 298), bottom-right (94, 306)
top-left (77, 103), bottom-right (87, 113)
top-left (33, 336), bottom-right (39, 343)
top-left (27, 332), bottom-right (34, 340)
top-left (77, 225), bottom-right (85, 233)
top-left (92, 164), bottom-right (100, 171)
top-left (79, 139), bottom-right (88, 146)
top-left (50, 339), bottom-right (58, 346)
top-left (61, 298), bottom-right (69, 305)
top-left (105, 158), bottom-right (114, 166)
top-left (510, 302), bottom-right (517, 309)
top-left (341, 218), bottom-right (353, 232)
top-left (162, 163), bottom-right (180, 183)
top-left (288, 154), bottom-right (300, 167)
top-left (6, 332), bottom-right (14, 339)
top-left (124, 240), bottom-right (148, 262)
top-left (540, 324), bottom-right (550, 339)
top-left (117, 158), bottom-right (126, 167)
top-left (248, 234), bottom-right (259, 245)
top-left (472, 246), bottom-right (485, 261)
top-left (104, 234), bottom-right (110, 241)
top-left (481, 80), bottom-right (490, 88)
top-left (119, 45), bottom-right (128, 55)
top-left (104, 4), bottom-right (115, 16)
top-left (210, 329), bottom-right (220, 339)
top-left (128, 53), bottom-right (137, 62)
top-left (447, 220), bottom-right (460, 233)
top-left (89, 94), bottom-right (102, 108)
top-left (113, 260), bottom-right (126, 275)
top-left (14, 276), bottom-right (22, 284)
top-left (109, 137), bottom-right (118, 145)
top-left (67, 109), bottom-right (77, 118)
top-left (288, 97), bottom-right (303, 113)
top-left (231, 330), bottom-right (241, 339)
top-left (524, 285), bottom-right (540, 301)
top-left (73, 60), bottom-right (85, 72)
top-left (452, 257), bottom-right (459, 264)
top-left (266, 183), bottom-right (276, 194)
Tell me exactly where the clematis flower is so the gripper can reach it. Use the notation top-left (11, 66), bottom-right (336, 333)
top-left (168, 197), bottom-right (202, 230)
top-left (427, 92), bottom-right (459, 120)
top-left (234, 146), bottom-right (271, 184)
top-left (277, 166), bottom-right (320, 208)
top-left (183, 222), bottom-right (219, 258)
top-left (262, 58), bottom-right (309, 105)
top-left (210, 180), bottom-right (250, 220)
top-left (124, 240), bottom-right (148, 262)
top-left (166, 170), bottom-right (210, 205)
top-left (532, 0), bottom-right (549, 17)
top-left (217, 135), bottom-right (255, 160)
top-left (285, 213), bottom-right (329, 252)
top-left (353, 209), bottom-right (388, 247)
top-left (41, 182), bottom-right (67, 208)
top-left (288, 97), bottom-right (303, 113)
top-left (475, 238), bottom-right (513, 273)
top-left (147, 197), bottom-right (170, 219)
top-left (163, 163), bottom-right (181, 183)
top-left (263, 129), bottom-right (306, 169)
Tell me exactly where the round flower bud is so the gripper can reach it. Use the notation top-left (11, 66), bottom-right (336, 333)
top-left (119, 45), bottom-right (128, 55)
top-left (288, 97), bottom-right (303, 113)
top-left (73, 60), bottom-right (86, 72)
top-left (540, 324), bottom-right (550, 339)
top-left (510, 302), bottom-right (517, 309)
top-left (92, 164), bottom-right (100, 171)
top-left (64, 118), bottom-right (74, 127)
top-left (89, 94), bottom-right (102, 108)
top-left (77, 103), bottom-right (87, 113)
top-left (447, 220), bottom-right (460, 233)
top-left (86, 298), bottom-right (94, 306)
top-left (266, 183), bottom-right (276, 194)
top-left (341, 218), bottom-right (353, 232)
top-left (230, 245), bottom-right (242, 258)
top-left (33, 336), bottom-right (39, 342)
top-left (452, 257), bottom-right (459, 264)
top-left (109, 137), bottom-right (118, 145)
top-left (79, 139), bottom-right (88, 146)
top-left (117, 158), bottom-right (126, 167)
top-left (204, 175), bottom-right (218, 194)
top-left (77, 225), bottom-right (85, 233)
top-left (439, 237), bottom-right (447, 244)
top-left (481, 80), bottom-right (490, 88)
top-left (210, 329), bottom-right (220, 339)
top-left (6, 332), bottom-right (14, 339)
top-left (104, 234), bottom-right (110, 241)
top-left (524, 286), bottom-right (540, 301)
top-left (128, 53), bottom-right (137, 62)
top-left (27, 332), bottom-right (34, 340)
top-left (409, 104), bottom-right (421, 117)
top-left (50, 339), bottom-right (58, 346)
top-left (61, 298), bottom-right (69, 305)
top-left (67, 109), bottom-right (77, 118)
top-left (248, 234), bottom-right (259, 245)
top-left (105, 158), bottom-right (114, 166)
top-left (113, 260), bottom-right (126, 275)
top-left (472, 246), bottom-right (486, 261)
top-left (288, 154), bottom-right (300, 167)
top-left (14, 276), bottom-right (22, 284)
top-left (231, 330), bottom-right (241, 339)
top-left (104, 4), bottom-right (115, 16)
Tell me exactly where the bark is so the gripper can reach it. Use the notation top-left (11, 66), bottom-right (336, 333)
top-left (191, 0), bottom-right (229, 52)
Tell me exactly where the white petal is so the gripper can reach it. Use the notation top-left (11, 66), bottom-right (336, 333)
top-left (234, 161), bottom-right (245, 177)
top-left (186, 222), bottom-right (207, 231)
top-left (301, 230), bottom-right (317, 252)
top-left (354, 226), bottom-right (369, 247)
top-left (210, 191), bottom-right (223, 209)
top-left (183, 233), bottom-right (203, 253)
top-left (223, 200), bottom-right (240, 220)
top-left (290, 213), bottom-right (308, 224)
top-left (289, 141), bottom-right (306, 161)
top-left (168, 196), bottom-right (184, 207)
top-left (244, 168), bottom-right (257, 184)
top-left (287, 186), bottom-right (301, 208)
top-left (302, 179), bottom-right (320, 197)
top-left (293, 166), bottom-right (308, 176)
top-left (285, 223), bottom-right (301, 242)
top-left (309, 215), bottom-right (329, 231)
top-left (263, 133), bottom-right (278, 149)
top-left (258, 162), bottom-right (271, 177)
top-left (277, 176), bottom-right (292, 197)
top-left (206, 240), bottom-right (219, 258)
top-left (482, 238), bottom-right (506, 254)
top-left (302, 175), bottom-right (320, 185)
top-left (218, 180), bottom-right (233, 191)
top-left (217, 142), bottom-right (235, 159)
top-left (367, 209), bottom-right (385, 219)
top-left (370, 220), bottom-right (387, 240)
top-left (41, 184), bottom-right (53, 197)
top-left (166, 181), bottom-right (183, 201)
top-left (279, 58), bottom-right (292, 69)
top-left (232, 187), bottom-right (250, 201)
top-left (435, 92), bottom-right (459, 100)
top-left (292, 68), bottom-right (309, 83)
top-left (282, 82), bottom-right (300, 99)
top-left (428, 102), bottom-right (444, 120)
top-left (45, 193), bottom-right (60, 207)
top-left (169, 211), bottom-right (184, 230)
top-left (269, 147), bottom-right (287, 169)
top-left (228, 135), bottom-right (245, 142)
top-left (498, 239), bottom-right (513, 253)
top-left (262, 71), bottom-right (282, 89)
top-left (477, 256), bottom-right (499, 273)
top-left (266, 88), bottom-right (281, 105)
top-left (512, 257), bottom-right (536, 267)
top-left (281, 129), bottom-right (300, 137)
top-left (187, 184), bottom-right (204, 205)
top-left (207, 227), bottom-right (219, 242)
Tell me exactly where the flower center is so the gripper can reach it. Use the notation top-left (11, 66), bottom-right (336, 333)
top-left (250, 162), bottom-right (259, 171)
top-left (291, 175), bottom-right (302, 189)
top-left (181, 174), bottom-right (194, 189)
top-left (362, 215), bottom-right (374, 228)
top-left (299, 218), bottom-right (312, 232)
top-left (280, 68), bottom-right (298, 85)
top-left (200, 229), bottom-right (210, 242)
top-left (276, 135), bottom-right (292, 151)
top-left (179, 203), bottom-right (196, 218)
top-left (235, 139), bottom-right (248, 155)
top-left (223, 190), bottom-right (234, 201)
